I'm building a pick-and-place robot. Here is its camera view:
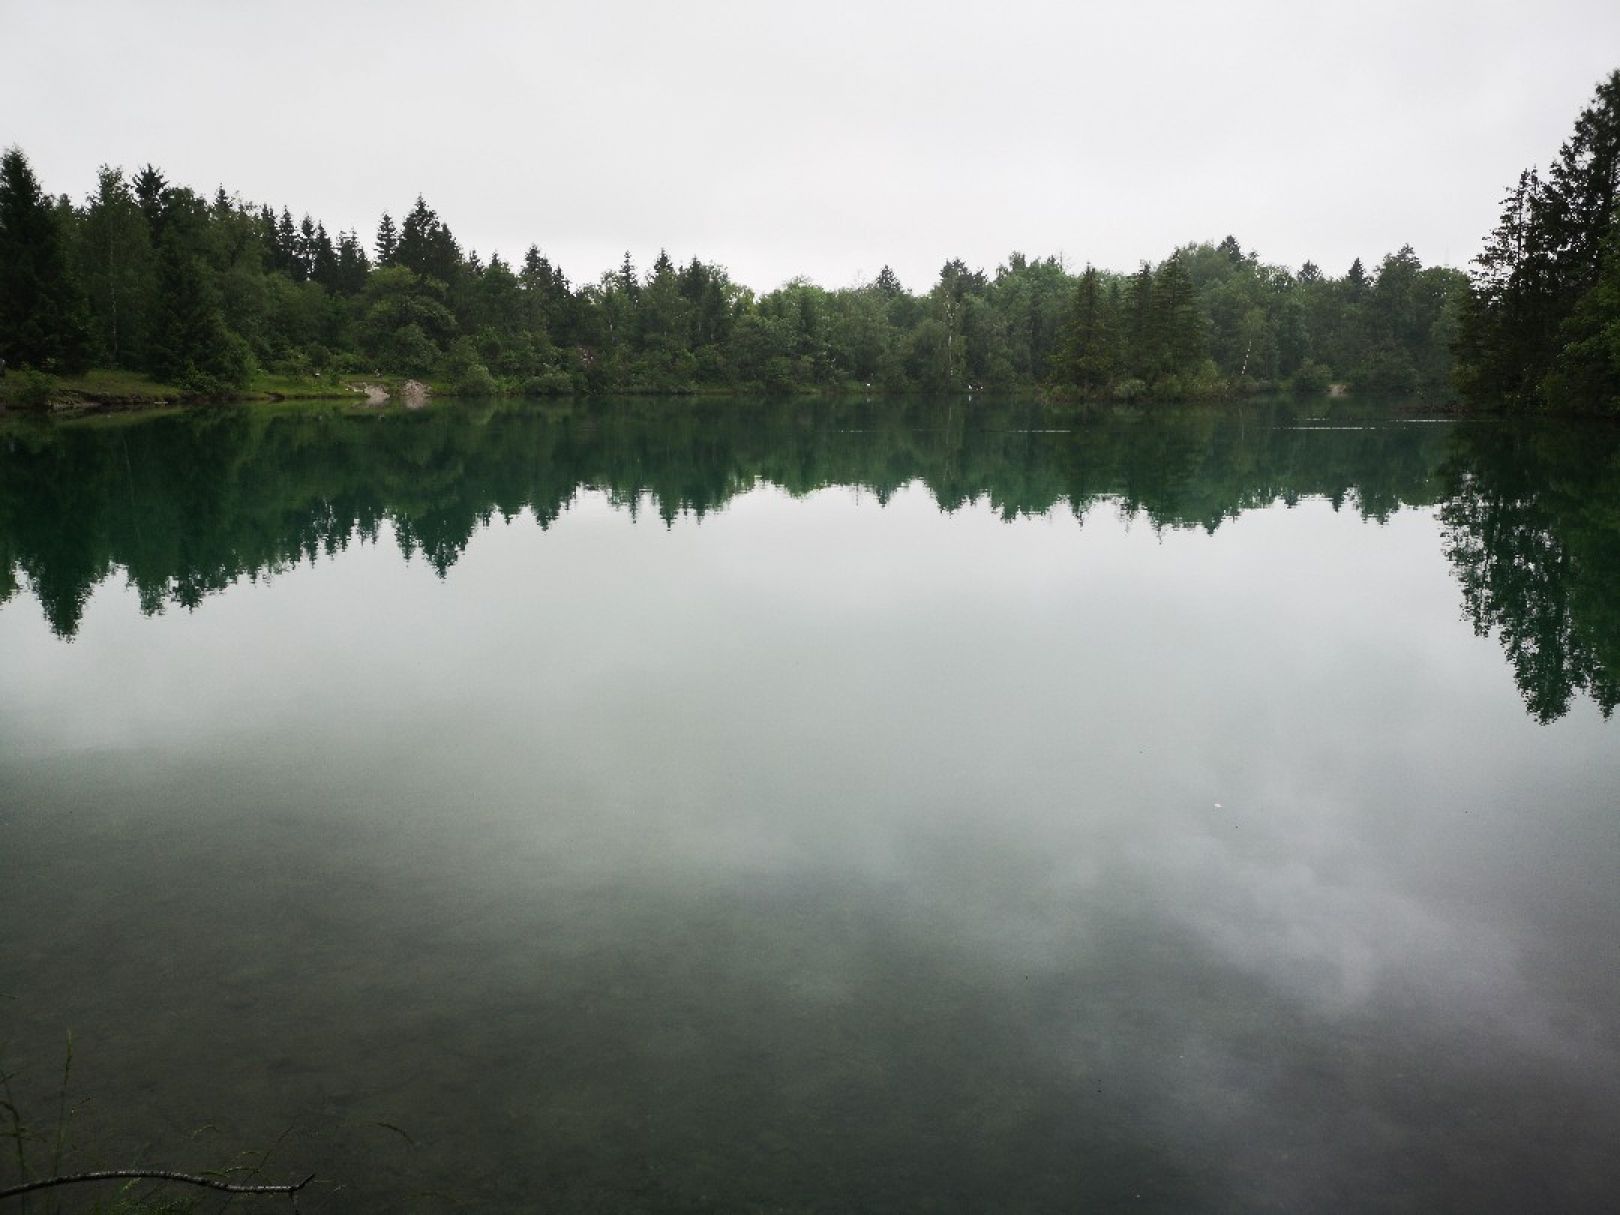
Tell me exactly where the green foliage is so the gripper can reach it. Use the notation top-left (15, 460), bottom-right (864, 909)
top-left (0, 147), bottom-right (91, 371)
top-left (0, 143), bottom-right (1481, 402)
top-left (3, 367), bottom-right (56, 409)
top-left (77, 165), bottom-right (157, 368)
top-left (447, 338), bottom-right (499, 396)
top-left (1539, 229), bottom-right (1620, 412)
top-left (522, 369), bottom-right (575, 396)
top-left (1290, 360), bottom-right (1333, 396)
top-left (1458, 70), bottom-right (1620, 412)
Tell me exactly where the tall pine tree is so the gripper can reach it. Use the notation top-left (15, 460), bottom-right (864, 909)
top-left (0, 147), bottom-right (90, 371)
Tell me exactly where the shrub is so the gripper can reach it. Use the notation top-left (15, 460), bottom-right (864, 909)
top-left (521, 369), bottom-right (575, 396)
top-left (452, 361), bottom-right (499, 397)
top-left (4, 367), bottom-right (56, 410)
top-left (1290, 360), bottom-right (1333, 397)
top-left (1112, 377), bottom-right (1147, 402)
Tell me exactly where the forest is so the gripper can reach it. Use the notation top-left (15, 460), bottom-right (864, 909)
top-left (0, 149), bottom-right (1463, 403)
top-left (2, 70), bottom-right (1615, 409)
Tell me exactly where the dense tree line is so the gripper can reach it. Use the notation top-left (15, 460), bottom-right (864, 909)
top-left (1, 147), bottom-right (1464, 400)
top-left (1456, 70), bottom-right (1620, 412)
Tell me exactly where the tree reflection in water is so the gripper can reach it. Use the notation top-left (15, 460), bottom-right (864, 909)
top-left (1, 397), bottom-right (1614, 721)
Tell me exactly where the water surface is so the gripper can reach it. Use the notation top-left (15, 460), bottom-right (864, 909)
top-left (2, 398), bottom-right (1617, 1212)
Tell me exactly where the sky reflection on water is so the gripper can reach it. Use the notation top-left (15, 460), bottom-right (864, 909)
top-left (2, 402), bottom-right (1617, 1212)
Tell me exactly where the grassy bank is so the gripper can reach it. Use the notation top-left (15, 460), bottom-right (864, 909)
top-left (0, 365), bottom-right (1392, 420)
top-left (0, 369), bottom-right (456, 415)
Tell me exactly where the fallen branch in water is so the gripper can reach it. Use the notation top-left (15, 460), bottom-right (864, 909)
top-left (0, 1168), bottom-right (316, 1204)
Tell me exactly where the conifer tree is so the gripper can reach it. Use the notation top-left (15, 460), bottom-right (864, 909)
top-left (298, 214), bottom-right (317, 281)
top-left (1057, 265), bottom-right (1116, 393)
top-left (334, 230), bottom-right (370, 295)
top-left (0, 146), bottom-right (90, 370)
top-left (1458, 69), bottom-right (1620, 410)
top-left (1154, 253), bottom-right (1205, 377)
top-left (311, 221), bottom-right (338, 288)
top-left (1124, 262), bottom-right (1156, 380)
top-left (276, 208), bottom-right (300, 280)
top-left (257, 204), bottom-right (279, 265)
top-left (617, 251), bottom-right (640, 297)
top-left (133, 164), bottom-right (167, 235)
top-left (375, 212), bottom-right (398, 265)
top-left (148, 214), bottom-right (248, 390)
top-left (398, 196), bottom-right (460, 284)
top-left (79, 165), bottom-right (156, 367)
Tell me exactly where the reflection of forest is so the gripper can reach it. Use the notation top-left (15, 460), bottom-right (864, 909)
top-left (1, 398), bottom-right (1614, 721)
top-left (1440, 422), bottom-right (1620, 722)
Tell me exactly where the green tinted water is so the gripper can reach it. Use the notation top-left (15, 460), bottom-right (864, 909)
top-left (1, 398), bottom-right (1617, 1212)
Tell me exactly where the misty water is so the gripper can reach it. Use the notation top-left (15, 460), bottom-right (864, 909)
top-left (2, 398), bottom-right (1617, 1212)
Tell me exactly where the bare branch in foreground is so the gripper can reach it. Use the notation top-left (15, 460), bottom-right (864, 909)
top-left (0, 1169), bottom-right (316, 1203)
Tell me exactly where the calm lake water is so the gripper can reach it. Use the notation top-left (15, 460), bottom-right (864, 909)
top-left (2, 397), bottom-right (1617, 1212)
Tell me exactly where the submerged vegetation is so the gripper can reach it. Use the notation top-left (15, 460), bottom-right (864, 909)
top-left (0, 148), bottom-right (1464, 404)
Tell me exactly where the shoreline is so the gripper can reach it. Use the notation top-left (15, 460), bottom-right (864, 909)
top-left (0, 372), bottom-right (1473, 422)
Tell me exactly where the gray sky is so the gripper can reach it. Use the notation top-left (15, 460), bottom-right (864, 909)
top-left (3, 0), bottom-right (1617, 292)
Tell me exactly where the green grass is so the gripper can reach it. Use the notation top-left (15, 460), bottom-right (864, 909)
top-left (0, 368), bottom-right (180, 410)
top-left (44, 369), bottom-right (185, 398)
top-left (248, 372), bottom-right (365, 399)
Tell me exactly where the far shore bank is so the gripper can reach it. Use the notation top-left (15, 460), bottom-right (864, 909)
top-left (0, 370), bottom-right (1476, 422)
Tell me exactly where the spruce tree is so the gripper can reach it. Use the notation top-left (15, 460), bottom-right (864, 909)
top-left (1124, 262), bottom-right (1156, 381)
top-left (275, 208), bottom-right (300, 280)
top-left (1458, 69), bottom-right (1620, 410)
top-left (80, 165), bottom-right (157, 368)
top-left (1153, 253), bottom-right (1205, 377)
top-left (1057, 265), bottom-right (1116, 393)
top-left (133, 164), bottom-right (167, 235)
top-left (147, 200), bottom-right (249, 390)
top-left (398, 196), bottom-right (460, 284)
top-left (257, 204), bottom-right (280, 266)
top-left (1544, 70), bottom-right (1620, 299)
top-left (298, 214), bottom-right (317, 281)
top-left (375, 212), bottom-right (398, 265)
top-left (335, 230), bottom-right (370, 295)
top-left (311, 221), bottom-right (337, 288)
top-left (0, 146), bottom-right (90, 370)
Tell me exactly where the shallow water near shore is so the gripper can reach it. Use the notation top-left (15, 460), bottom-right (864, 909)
top-left (2, 397), bottom-right (1618, 1212)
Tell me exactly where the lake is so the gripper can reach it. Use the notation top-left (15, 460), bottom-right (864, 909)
top-left (1, 397), bottom-right (1617, 1212)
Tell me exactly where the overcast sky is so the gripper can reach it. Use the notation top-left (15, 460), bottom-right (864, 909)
top-left (3, 0), bottom-right (1617, 292)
